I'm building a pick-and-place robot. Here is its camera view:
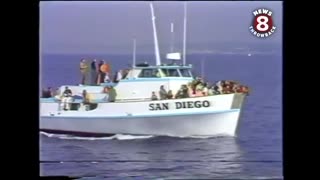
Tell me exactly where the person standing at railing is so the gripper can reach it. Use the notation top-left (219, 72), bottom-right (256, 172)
top-left (115, 70), bottom-right (123, 83)
top-left (80, 59), bottom-right (89, 85)
top-left (104, 72), bottom-right (111, 83)
top-left (97, 60), bottom-right (104, 84)
top-left (90, 59), bottom-right (98, 85)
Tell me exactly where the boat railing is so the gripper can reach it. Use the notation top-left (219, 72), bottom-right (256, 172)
top-left (41, 92), bottom-right (247, 104)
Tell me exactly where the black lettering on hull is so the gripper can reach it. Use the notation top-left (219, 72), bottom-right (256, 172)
top-left (149, 101), bottom-right (211, 111)
top-left (149, 103), bottom-right (169, 111)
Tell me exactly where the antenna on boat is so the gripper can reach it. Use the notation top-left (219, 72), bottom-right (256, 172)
top-left (170, 22), bottom-right (174, 53)
top-left (150, 3), bottom-right (161, 66)
top-left (182, 2), bottom-right (187, 66)
top-left (132, 39), bottom-right (136, 68)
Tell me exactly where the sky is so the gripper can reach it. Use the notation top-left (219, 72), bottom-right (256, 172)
top-left (40, 1), bottom-right (283, 54)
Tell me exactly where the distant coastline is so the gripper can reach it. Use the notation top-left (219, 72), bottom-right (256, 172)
top-left (40, 41), bottom-right (282, 55)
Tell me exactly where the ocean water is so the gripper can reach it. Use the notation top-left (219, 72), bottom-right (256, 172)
top-left (40, 53), bottom-right (283, 179)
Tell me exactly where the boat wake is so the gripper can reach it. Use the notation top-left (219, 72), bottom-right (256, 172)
top-left (40, 131), bottom-right (154, 140)
top-left (40, 131), bottom-right (231, 140)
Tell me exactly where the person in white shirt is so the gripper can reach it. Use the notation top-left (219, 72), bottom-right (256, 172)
top-left (116, 70), bottom-right (123, 82)
top-left (104, 72), bottom-right (110, 83)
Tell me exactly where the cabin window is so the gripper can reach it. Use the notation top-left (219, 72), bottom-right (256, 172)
top-left (161, 69), bottom-right (180, 77)
top-left (179, 69), bottom-right (192, 77)
top-left (138, 69), bottom-right (160, 78)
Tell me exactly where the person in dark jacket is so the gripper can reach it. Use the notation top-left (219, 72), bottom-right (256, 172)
top-left (97, 60), bottom-right (105, 84)
top-left (41, 87), bottom-right (53, 98)
top-left (167, 90), bottom-right (173, 99)
top-left (175, 85), bottom-right (189, 99)
top-left (90, 59), bottom-right (98, 85)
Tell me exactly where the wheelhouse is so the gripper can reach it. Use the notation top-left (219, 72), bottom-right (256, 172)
top-left (124, 64), bottom-right (194, 80)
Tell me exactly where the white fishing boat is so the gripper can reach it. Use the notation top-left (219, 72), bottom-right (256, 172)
top-left (40, 3), bottom-right (249, 137)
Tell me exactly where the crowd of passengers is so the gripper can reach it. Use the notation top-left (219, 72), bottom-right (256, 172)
top-left (79, 59), bottom-right (129, 85)
top-left (42, 77), bottom-right (250, 102)
top-left (41, 85), bottom-right (117, 111)
top-left (42, 59), bottom-right (250, 105)
top-left (151, 77), bottom-right (250, 100)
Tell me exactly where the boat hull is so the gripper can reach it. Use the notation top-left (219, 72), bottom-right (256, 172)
top-left (40, 93), bottom-right (246, 137)
top-left (40, 109), bottom-right (241, 137)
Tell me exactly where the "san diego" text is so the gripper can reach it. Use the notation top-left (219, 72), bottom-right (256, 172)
top-left (149, 100), bottom-right (211, 111)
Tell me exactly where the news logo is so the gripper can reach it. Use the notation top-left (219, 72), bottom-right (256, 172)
top-left (249, 8), bottom-right (276, 38)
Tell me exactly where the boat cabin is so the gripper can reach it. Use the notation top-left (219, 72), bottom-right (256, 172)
top-left (125, 63), bottom-right (193, 79)
top-left (53, 64), bottom-right (195, 102)
top-left (114, 64), bottom-right (194, 100)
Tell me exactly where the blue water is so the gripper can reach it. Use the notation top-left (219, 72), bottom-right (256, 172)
top-left (40, 53), bottom-right (282, 179)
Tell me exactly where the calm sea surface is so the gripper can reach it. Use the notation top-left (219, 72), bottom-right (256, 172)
top-left (40, 53), bottom-right (282, 179)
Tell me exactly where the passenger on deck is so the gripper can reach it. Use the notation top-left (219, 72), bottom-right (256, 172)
top-left (213, 86), bottom-right (221, 95)
top-left (107, 86), bottom-right (117, 102)
top-left (183, 85), bottom-right (190, 98)
top-left (202, 83), bottom-right (209, 96)
top-left (192, 82), bottom-right (204, 97)
top-left (216, 80), bottom-right (224, 88)
top-left (151, 91), bottom-right (158, 100)
top-left (207, 86), bottom-right (214, 96)
top-left (122, 69), bottom-right (129, 79)
top-left (117, 70), bottom-right (123, 81)
top-left (215, 81), bottom-right (224, 94)
top-left (97, 60), bottom-right (105, 84)
top-left (80, 59), bottom-right (89, 85)
top-left (167, 90), bottom-right (173, 99)
top-left (113, 70), bottom-right (122, 83)
top-left (48, 87), bottom-right (53, 97)
top-left (196, 82), bottom-right (204, 91)
top-left (41, 88), bottom-right (46, 98)
top-left (239, 85), bottom-right (250, 95)
top-left (223, 85), bottom-right (232, 94)
top-left (233, 84), bottom-right (240, 93)
top-left (61, 86), bottom-right (73, 110)
top-left (91, 59), bottom-right (98, 85)
top-left (112, 71), bottom-right (117, 83)
top-left (187, 84), bottom-right (195, 97)
top-left (104, 72), bottom-right (111, 83)
top-left (82, 90), bottom-right (90, 104)
top-left (190, 78), bottom-right (201, 94)
top-left (175, 85), bottom-right (189, 99)
top-left (103, 86), bottom-right (109, 93)
top-left (42, 87), bottom-right (53, 98)
top-left (159, 85), bottom-right (167, 100)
